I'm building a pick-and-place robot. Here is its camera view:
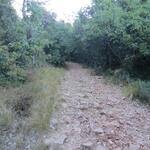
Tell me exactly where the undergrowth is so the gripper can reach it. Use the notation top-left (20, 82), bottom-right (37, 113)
top-left (29, 67), bottom-right (64, 131)
top-left (101, 68), bottom-right (150, 104)
top-left (0, 66), bottom-right (64, 132)
top-left (124, 80), bottom-right (150, 104)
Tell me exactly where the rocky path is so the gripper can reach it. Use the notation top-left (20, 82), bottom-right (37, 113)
top-left (44, 63), bottom-right (150, 150)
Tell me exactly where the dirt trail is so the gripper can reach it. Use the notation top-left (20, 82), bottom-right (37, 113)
top-left (44, 63), bottom-right (150, 150)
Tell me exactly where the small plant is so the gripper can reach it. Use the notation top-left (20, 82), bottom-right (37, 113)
top-left (113, 69), bottom-right (130, 85)
top-left (15, 135), bottom-right (24, 150)
top-left (32, 142), bottom-right (49, 150)
top-left (103, 68), bottom-right (131, 86)
top-left (12, 95), bottom-right (32, 117)
top-left (0, 106), bottom-right (13, 128)
top-left (124, 80), bottom-right (150, 103)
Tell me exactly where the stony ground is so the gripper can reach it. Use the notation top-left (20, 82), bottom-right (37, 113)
top-left (44, 63), bottom-right (150, 150)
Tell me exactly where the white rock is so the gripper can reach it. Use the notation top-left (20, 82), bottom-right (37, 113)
top-left (81, 141), bottom-right (93, 150)
top-left (111, 120), bottom-right (120, 128)
top-left (128, 144), bottom-right (139, 150)
top-left (122, 97), bottom-right (126, 100)
top-left (44, 134), bottom-right (67, 146)
top-left (95, 145), bottom-right (107, 150)
top-left (93, 127), bottom-right (104, 134)
top-left (50, 119), bottom-right (58, 130)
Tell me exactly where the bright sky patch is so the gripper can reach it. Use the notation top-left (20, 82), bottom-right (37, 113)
top-left (13, 0), bottom-right (92, 22)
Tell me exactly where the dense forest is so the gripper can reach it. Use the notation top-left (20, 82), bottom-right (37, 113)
top-left (0, 0), bottom-right (150, 149)
top-left (71, 0), bottom-right (150, 102)
top-left (0, 0), bottom-right (149, 100)
top-left (0, 0), bottom-right (72, 85)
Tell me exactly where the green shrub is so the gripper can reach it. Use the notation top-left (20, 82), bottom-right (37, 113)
top-left (113, 69), bottom-right (130, 85)
top-left (46, 51), bottom-right (65, 66)
top-left (0, 46), bottom-right (27, 86)
top-left (102, 68), bottom-right (131, 85)
top-left (124, 80), bottom-right (150, 103)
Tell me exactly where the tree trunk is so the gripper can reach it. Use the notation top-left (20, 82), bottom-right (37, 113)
top-left (22, 0), bottom-right (26, 18)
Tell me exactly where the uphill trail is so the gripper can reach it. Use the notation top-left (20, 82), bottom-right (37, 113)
top-left (44, 63), bottom-right (150, 150)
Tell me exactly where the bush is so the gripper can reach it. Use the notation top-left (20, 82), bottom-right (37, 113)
top-left (124, 80), bottom-right (150, 103)
top-left (0, 46), bottom-right (27, 86)
top-left (113, 69), bottom-right (130, 85)
top-left (46, 51), bottom-right (65, 66)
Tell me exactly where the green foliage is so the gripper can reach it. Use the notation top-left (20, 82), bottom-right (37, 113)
top-left (0, 0), bottom-right (149, 108)
top-left (68, 0), bottom-right (150, 104)
top-left (46, 52), bottom-right (65, 66)
top-left (0, 46), bottom-right (26, 85)
top-left (70, 0), bottom-right (150, 79)
top-left (0, 0), bottom-right (71, 85)
top-left (124, 81), bottom-right (150, 103)
top-left (0, 66), bottom-right (64, 131)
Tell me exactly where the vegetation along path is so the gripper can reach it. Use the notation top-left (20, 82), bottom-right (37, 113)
top-left (44, 63), bottom-right (150, 150)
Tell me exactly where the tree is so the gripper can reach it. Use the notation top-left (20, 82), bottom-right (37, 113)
top-left (70, 0), bottom-right (150, 79)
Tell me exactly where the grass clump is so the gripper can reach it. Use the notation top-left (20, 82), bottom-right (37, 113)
top-left (29, 67), bottom-right (64, 132)
top-left (32, 142), bottom-right (49, 150)
top-left (0, 88), bottom-right (15, 129)
top-left (102, 68), bottom-right (131, 86)
top-left (0, 106), bottom-right (13, 128)
top-left (0, 66), bottom-right (64, 132)
top-left (101, 68), bottom-right (150, 104)
top-left (124, 80), bottom-right (150, 103)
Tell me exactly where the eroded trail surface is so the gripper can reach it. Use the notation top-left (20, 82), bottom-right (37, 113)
top-left (44, 63), bottom-right (150, 150)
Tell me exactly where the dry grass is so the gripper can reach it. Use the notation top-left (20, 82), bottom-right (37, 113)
top-left (29, 67), bottom-right (64, 131)
top-left (32, 142), bottom-right (49, 150)
top-left (123, 80), bottom-right (150, 103)
top-left (0, 88), bottom-right (15, 129)
top-left (0, 106), bottom-right (13, 128)
top-left (0, 66), bottom-right (64, 132)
